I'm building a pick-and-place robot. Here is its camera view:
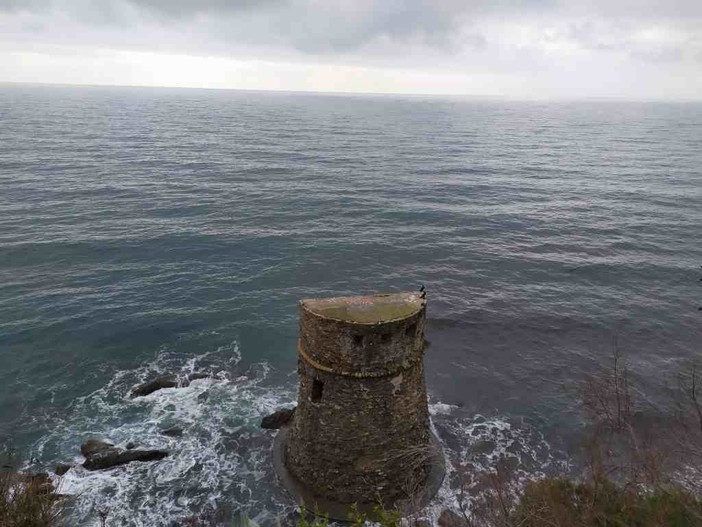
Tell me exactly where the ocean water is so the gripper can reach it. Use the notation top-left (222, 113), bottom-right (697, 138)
top-left (0, 84), bottom-right (701, 525)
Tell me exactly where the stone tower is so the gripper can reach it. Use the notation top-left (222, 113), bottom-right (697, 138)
top-left (274, 292), bottom-right (443, 518)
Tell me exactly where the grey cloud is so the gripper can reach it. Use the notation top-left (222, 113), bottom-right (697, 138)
top-left (125, 0), bottom-right (284, 17)
top-left (0, 0), bottom-right (553, 54)
top-left (563, 19), bottom-right (702, 65)
top-left (276, 1), bottom-right (460, 54)
top-left (0, 0), bottom-right (466, 54)
top-left (0, 0), bottom-right (51, 11)
top-left (2, 0), bottom-right (702, 66)
top-left (630, 47), bottom-right (684, 63)
top-left (574, 0), bottom-right (702, 19)
top-left (0, 0), bottom-right (284, 16)
top-left (184, 0), bottom-right (546, 55)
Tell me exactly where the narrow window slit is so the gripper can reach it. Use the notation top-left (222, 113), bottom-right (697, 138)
top-left (311, 378), bottom-right (324, 402)
top-left (353, 334), bottom-right (364, 346)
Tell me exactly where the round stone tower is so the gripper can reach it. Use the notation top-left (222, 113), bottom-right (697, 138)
top-left (274, 292), bottom-right (443, 518)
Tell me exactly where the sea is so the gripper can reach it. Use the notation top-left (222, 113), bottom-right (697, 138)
top-left (0, 84), bottom-right (701, 526)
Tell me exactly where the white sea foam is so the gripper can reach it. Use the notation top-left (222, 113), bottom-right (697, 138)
top-left (428, 402), bottom-right (458, 416)
top-left (33, 342), bottom-right (296, 526)
top-left (33, 353), bottom-right (563, 526)
top-left (419, 402), bottom-right (567, 525)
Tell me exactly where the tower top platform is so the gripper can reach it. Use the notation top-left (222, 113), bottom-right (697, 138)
top-left (300, 292), bottom-right (424, 325)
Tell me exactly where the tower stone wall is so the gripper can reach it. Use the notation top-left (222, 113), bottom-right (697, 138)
top-left (283, 292), bottom-right (433, 507)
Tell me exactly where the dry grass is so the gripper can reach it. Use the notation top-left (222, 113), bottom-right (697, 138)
top-left (453, 460), bottom-right (516, 527)
top-left (513, 477), bottom-right (702, 527)
top-left (581, 349), bottom-right (702, 494)
top-left (0, 454), bottom-right (64, 527)
top-left (447, 348), bottom-right (702, 527)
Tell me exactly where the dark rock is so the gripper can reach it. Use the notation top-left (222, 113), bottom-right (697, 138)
top-left (130, 375), bottom-right (179, 397)
top-left (80, 437), bottom-right (168, 471)
top-left (130, 373), bottom-right (210, 397)
top-left (247, 363), bottom-right (269, 380)
top-left (83, 447), bottom-right (169, 471)
top-left (414, 520), bottom-right (432, 527)
top-left (438, 509), bottom-right (465, 527)
top-left (260, 407), bottom-right (296, 429)
top-left (161, 427), bottom-right (184, 438)
top-left (125, 442), bottom-right (136, 450)
top-left (197, 391), bottom-right (209, 403)
top-left (54, 463), bottom-right (72, 476)
top-left (80, 439), bottom-right (114, 458)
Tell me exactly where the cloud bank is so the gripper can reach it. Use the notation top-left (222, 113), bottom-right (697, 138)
top-left (0, 0), bottom-right (700, 98)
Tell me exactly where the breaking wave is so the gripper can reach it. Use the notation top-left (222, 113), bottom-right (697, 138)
top-left (423, 403), bottom-right (569, 525)
top-left (30, 345), bottom-right (564, 526)
top-left (32, 343), bottom-right (296, 526)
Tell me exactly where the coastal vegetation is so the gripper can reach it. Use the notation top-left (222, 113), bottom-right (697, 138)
top-left (512, 477), bottom-right (702, 526)
top-left (438, 351), bottom-right (702, 527)
top-left (0, 454), bottom-right (64, 527)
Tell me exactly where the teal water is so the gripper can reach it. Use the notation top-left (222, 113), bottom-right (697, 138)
top-left (1, 85), bottom-right (701, 525)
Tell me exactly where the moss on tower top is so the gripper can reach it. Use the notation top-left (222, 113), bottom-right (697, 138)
top-left (301, 292), bottom-right (424, 324)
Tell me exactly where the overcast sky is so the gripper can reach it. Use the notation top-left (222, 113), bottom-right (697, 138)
top-left (0, 0), bottom-right (700, 99)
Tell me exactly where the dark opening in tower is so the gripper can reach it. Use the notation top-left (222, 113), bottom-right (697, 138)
top-left (311, 378), bottom-right (323, 402)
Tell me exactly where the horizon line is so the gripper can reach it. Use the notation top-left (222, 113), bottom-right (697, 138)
top-left (1, 80), bottom-right (701, 104)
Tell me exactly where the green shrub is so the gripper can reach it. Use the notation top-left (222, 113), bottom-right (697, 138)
top-left (297, 505), bottom-right (329, 527)
top-left (347, 503), bottom-right (401, 527)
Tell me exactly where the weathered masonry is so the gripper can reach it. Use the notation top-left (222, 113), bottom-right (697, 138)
top-left (273, 292), bottom-right (444, 518)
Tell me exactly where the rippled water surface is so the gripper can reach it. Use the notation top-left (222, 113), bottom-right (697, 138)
top-left (1, 85), bottom-right (701, 525)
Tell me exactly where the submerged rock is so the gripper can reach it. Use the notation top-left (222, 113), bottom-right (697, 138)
top-left (80, 438), bottom-right (168, 471)
top-left (161, 427), bottom-right (184, 438)
top-left (130, 372), bottom-right (209, 397)
top-left (260, 407), bottom-right (296, 429)
top-left (54, 463), bottom-right (72, 476)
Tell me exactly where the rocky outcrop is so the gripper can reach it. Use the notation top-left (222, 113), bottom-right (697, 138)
top-left (261, 407), bottom-right (296, 429)
top-left (83, 449), bottom-right (169, 471)
top-left (80, 439), bottom-right (168, 471)
top-left (130, 372), bottom-right (209, 397)
top-left (81, 439), bottom-right (114, 458)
